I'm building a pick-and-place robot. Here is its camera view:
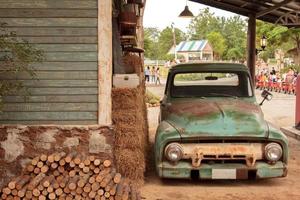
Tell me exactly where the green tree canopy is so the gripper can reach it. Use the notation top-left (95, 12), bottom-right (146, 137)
top-left (187, 8), bottom-right (246, 60)
top-left (222, 16), bottom-right (246, 60)
top-left (144, 27), bottom-right (160, 60)
top-left (188, 8), bottom-right (223, 40)
top-left (256, 20), bottom-right (298, 64)
top-left (144, 26), bottom-right (185, 60)
top-left (158, 26), bottom-right (185, 60)
top-left (207, 31), bottom-right (226, 59)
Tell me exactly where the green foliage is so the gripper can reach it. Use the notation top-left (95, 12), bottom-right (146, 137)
top-left (188, 8), bottom-right (224, 40)
top-left (175, 73), bottom-right (226, 81)
top-left (281, 64), bottom-right (300, 73)
top-left (145, 8), bottom-right (300, 64)
top-left (226, 47), bottom-right (244, 61)
top-left (144, 27), bottom-right (185, 60)
top-left (158, 27), bottom-right (186, 60)
top-left (207, 31), bottom-right (226, 59)
top-left (144, 27), bottom-right (160, 60)
top-left (144, 8), bottom-right (247, 61)
top-left (256, 20), bottom-right (300, 64)
top-left (175, 73), bottom-right (206, 81)
top-left (222, 16), bottom-right (246, 60)
top-left (145, 90), bottom-right (160, 105)
top-left (187, 8), bottom-right (246, 60)
top-left (0, 23), bottom-right (44, 105)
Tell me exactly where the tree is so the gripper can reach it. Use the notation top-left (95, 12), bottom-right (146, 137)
top-left (158, 27), bottom-right (185, 60)
top-left (144, 26), bottom-right (185, 60)
top-left (275, 28), bottom-right (300, 65)
top-left (256, 20), bottom-right (299, 65)
top-left (226, 47), bottom-right (244, 61)
top-left (144, 27), bottom-right (160, 60)
top-left (188, 8), bottom-right (223, 40)
top-left (207, 31), bottom-right (226, 60)
top-left (222, 16), bottom-right (247, 60)
top-left (0, 23), bottom-right (44, 106)
top-left (187, 8), bottom-right (247, 60)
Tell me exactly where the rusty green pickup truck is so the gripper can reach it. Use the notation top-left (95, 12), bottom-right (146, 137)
top-left (155, 63), bottom-right (288, 180)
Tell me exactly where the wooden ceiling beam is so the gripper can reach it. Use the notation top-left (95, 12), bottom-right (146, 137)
top-left (190, 0), bottom-right (300, 28)
top-left (189, 0), bottom-right (254, 16)
top-left (257, 0), bottom-right (294, 18)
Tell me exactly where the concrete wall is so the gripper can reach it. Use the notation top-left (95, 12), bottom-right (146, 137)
top-left (0, 125), bottom-right (113, 188)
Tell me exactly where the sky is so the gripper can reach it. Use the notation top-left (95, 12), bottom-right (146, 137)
top-left (143, 0), bottom-right (239, 32)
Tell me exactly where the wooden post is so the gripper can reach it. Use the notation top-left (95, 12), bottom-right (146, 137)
top-left (247, 14), bottom-right (256, 84)
top-left (296, 75), bottom-right (300, 129)
top-left (98, 0), bottom-right (113, 126)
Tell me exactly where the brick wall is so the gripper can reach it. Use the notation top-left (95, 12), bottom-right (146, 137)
top-left (0, 125), bottom-right (114, 188)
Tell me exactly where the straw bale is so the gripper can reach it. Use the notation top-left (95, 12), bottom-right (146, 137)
top-left (114, 125), bottom-right (143, 150)
top-left (115, 149), bottom-right (145, 186)
top-left (112, 110), bottom-right (138, 126)
top-left (122, 54), bottom-right (142, 74)
top-left (112, 88), bottom-right (139, 110)
top-left (112, 85), bottom-right (148, 187)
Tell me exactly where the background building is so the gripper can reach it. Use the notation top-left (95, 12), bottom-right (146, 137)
top-left (169, 40), bottom-right (213, 62)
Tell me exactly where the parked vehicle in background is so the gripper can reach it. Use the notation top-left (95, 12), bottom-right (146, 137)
top-left (155, 63), bottom-right (288, 180)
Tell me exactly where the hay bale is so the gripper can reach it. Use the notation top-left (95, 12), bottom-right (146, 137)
top-left (112, 88), bottom-right (139, 110)
top-left (112, 110), bottom-right (138, 126)
top-left (114, 125), bottom-right (143, 150)
top-left (112, 86), bottom-right (148, 187)
top-left (115, 149), bottom-right (145, 186)
top-left (122, 54), bottom-right (142, 74)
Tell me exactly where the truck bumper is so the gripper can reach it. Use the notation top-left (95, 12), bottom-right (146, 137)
top-left (157, 161), bottom-right (287, 179)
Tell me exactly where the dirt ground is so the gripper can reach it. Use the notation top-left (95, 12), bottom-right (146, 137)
top-left (141, 84), bottom-right (300, 200)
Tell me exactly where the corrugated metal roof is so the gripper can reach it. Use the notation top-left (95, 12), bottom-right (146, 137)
top-left (175, 40), bottom-right (208, 52)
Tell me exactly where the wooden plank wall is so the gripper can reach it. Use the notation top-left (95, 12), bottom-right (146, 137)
top-left (0, 0), bottom-right (98, 125)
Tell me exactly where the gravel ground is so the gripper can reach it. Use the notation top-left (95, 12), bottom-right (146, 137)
top-left (142, 83), bottom-right (300, 200)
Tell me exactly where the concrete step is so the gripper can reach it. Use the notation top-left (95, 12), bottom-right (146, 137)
top-left (281, 126), bottom-right (300, 140)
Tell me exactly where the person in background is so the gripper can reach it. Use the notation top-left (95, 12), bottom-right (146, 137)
top-left (272, 71), bottom-right (277, 82)
top-left (292, 73), bottom-right (297, 85)
top-left (155, 67), bottom-right (161, 85)
top-left (151, 66), bottom-right (156, 83)
top-left (271, 67), bottom-right (276, 75)
top-left (144, 66), bottom-right (150, 83)
top-left (286, 67), bottom-right (294, 83)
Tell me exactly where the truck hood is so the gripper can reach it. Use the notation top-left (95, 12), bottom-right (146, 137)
top-left (165, 98), bottom-right (269, 139)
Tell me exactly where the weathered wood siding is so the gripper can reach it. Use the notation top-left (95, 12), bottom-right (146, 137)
top-left (0, 0), bottom-right (98, 125)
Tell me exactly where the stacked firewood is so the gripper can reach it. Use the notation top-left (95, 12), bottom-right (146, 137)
top-left (0, 152), bottom-right (140, 200)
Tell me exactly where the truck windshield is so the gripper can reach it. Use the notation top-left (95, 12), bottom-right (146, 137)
top-left (171, 72), bottom-right (253, 98)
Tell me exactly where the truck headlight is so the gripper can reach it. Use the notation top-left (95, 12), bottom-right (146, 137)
top-left (165, 143), bottom-right (183, 162)
top-left (264, 143), bottom-right (282, 162)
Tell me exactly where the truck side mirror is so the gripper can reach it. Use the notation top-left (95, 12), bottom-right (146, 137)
top-left (260, 90), bottom-right (273, 106)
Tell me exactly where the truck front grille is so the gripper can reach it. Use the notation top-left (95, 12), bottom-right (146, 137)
top-left (180, 143), bottom-right (264, 167)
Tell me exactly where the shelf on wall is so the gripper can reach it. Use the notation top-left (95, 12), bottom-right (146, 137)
top-left (120, 35), bottom-right (137, 46)
top-left (127, 0), bottom-right (145, 8)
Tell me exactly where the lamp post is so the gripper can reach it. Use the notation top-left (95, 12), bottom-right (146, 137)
top-left (171, 22), bottom-right (177, 61)
top-left (256, 35), bottom-right (267, 55)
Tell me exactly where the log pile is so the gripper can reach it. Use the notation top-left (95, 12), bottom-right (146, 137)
top-left (0, 153), bottom-right (140, 200)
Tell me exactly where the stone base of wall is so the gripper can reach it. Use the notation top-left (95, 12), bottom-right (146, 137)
top-left (0, 125), bottom-right (113, 188)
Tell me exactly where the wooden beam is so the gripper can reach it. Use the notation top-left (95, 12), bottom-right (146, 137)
top-left (98, 0), bottom-right (112, 126)
top-left (257, 0), bottom-right (293, 18)
top-left (190, 0), bottom-right (254, 16)
top-left (247, 14), bottom-right (256, 84)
